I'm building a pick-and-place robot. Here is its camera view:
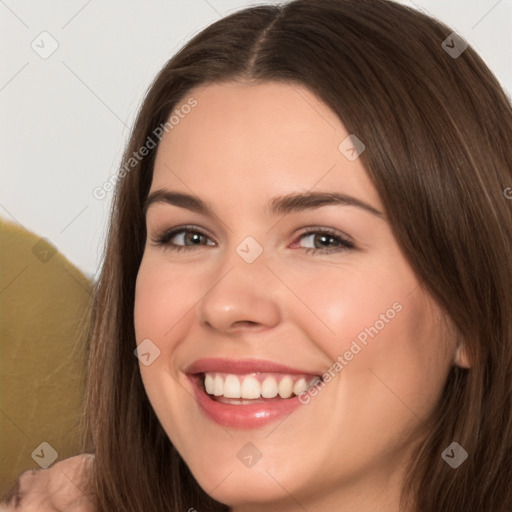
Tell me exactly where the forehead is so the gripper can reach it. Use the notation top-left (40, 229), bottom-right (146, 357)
top-left (151, 81), bottom-right (383, 212)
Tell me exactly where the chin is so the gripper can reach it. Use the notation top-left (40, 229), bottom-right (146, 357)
top-left (194, 467), bottom-right (308, 509)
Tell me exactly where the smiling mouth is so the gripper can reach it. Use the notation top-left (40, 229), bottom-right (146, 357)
top-left (199, 371), bottom-right (322, 404)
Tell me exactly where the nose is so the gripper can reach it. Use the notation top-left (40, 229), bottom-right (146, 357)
top-left (197, 252), bottom-right (281, 334)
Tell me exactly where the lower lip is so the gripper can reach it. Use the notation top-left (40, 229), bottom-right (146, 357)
top-left (188, 374), bottom-right (307, 429)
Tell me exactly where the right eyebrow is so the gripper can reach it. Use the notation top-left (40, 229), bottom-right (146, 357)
top-left (143, 190), bottom-right (211, 216)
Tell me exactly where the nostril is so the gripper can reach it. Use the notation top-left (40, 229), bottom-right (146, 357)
top-left (234, 320), bottom-right (259, 327)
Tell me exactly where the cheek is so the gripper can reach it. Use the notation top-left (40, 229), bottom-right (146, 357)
top-left (331, 285), bottom-right (452, 437)
top-left (133, 258), bottom-right (193, 402)
top-left (280, 254), bottom-right (417, 355)
top-left (134, 257), bottom-right (204, 341)
top-left (133, 258), bottom-right (200, 450)
top-left (285, 256), bottom-right (453, 425)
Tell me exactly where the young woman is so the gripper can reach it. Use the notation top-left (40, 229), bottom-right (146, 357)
top-left (3, 0), bottom-right (511, 510)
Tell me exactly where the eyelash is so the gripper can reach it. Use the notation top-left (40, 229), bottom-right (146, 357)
top-left (151, 225), bottom-right (355, 255)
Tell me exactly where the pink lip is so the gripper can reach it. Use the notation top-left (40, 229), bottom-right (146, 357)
top-left (185, 357), bottom-right (319, 376)
top-left (185, 358), bottom-right (320, 429)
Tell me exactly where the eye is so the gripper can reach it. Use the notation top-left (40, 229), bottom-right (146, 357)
top-left (151, 225), bottom-right (215, 252)
top-left (151, 225), bottom-right (355, 255)
top-left (292, 228), bottom-right (355, 255)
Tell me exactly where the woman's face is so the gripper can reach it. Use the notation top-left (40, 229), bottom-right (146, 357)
top-left (134, 81), bottom-right (461, 510)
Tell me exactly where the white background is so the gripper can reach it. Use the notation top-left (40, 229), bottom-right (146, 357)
top-left (1, 0), bottom-right (511, 278)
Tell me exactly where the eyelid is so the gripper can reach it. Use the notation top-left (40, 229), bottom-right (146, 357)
top-left (150, 224), bottom-right (216, 248)
top-left (292, 226), bottom-right (355, 253)
top-left (297, 226), bottom-right (355, 245)
top-left (150, 224), bottom-right (356, 254)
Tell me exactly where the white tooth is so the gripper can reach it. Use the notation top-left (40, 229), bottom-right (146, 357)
top-left (223, 374), bottom-right (241, 398)
top-left (261, 376), bottom-right (278, 398)
top-left (213, 374), bottom-right (224, 396)
top-left (241, 376), bottom-right (261, 399)
top-left (293, 378), bottom-right (308, 396)
top-left (278, 376), bottom-right (294, 398)
top-left (204, 374), bottom-right (214, 394)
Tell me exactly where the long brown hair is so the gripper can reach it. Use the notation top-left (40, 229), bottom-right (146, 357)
top-left (83, 0), bottom-right (512, 510)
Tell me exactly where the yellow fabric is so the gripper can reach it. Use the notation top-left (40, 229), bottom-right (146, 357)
top-left (0, 219), bottom-right (91, 494)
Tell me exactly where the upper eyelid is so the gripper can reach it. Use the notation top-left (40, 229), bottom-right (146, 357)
top-left (300, 226), bottom-right (355, 244)
top-left (151, 225), bottom-right (214, 245)
top-left (152, 225), bottom-right (354, 249)
top-left (152, 225), bottom-right (348, 238)
top-left (164, 225), bottom-right (213, 239)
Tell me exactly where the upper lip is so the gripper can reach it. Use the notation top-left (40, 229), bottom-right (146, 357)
top-left (185, 358), bottom-right (321, 376)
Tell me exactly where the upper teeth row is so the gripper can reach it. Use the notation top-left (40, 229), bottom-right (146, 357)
top-left (203, 372), bottom-right (320, 399)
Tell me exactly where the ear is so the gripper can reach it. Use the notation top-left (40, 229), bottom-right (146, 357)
top-left (454, 343), bottom-right (471, 369)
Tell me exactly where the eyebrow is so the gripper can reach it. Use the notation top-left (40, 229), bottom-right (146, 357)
top-left (143, 189), bottom-right (384, 219)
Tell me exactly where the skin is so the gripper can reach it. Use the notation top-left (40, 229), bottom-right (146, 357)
top-left (134, 81), bottom-right (470, 512)
top-left (0, 455), bottom-right (95, 511)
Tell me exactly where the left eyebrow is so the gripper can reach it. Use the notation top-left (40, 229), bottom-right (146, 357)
top-left (267, 191), bottom-right (385, 219)
top-left (143, 189), bottom-right (384, 219)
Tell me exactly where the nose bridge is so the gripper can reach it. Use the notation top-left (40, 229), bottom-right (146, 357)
top-left (196, 234), bottom-right (281, 332)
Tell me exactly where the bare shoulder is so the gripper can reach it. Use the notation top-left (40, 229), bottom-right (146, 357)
top-left (1, 454), bottom-right (96, 511)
